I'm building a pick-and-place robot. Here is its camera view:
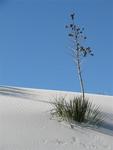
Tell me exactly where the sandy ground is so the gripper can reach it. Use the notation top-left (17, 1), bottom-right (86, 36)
top-left (0, 86), bottom-right (113, 150)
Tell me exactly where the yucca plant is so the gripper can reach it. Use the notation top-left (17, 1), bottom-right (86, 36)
top-left (66, 13), bottom-right (94, 102)
top-left (51, 96), bottom-right (104, 127)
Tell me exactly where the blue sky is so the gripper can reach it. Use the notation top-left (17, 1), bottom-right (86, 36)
top-left (0, 0), bottom-right (113, 95)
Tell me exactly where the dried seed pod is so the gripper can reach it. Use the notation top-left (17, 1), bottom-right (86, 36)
top-left (77, 27), bottom-right (80, 31)
top-left (70, 13), bottom-right (75, 20)
top-left (82, 27), bottom-right (84, 31)
top-left (68, 33), bottom-right (73, 37)
top-left (65, 25), bottom-right (69, 28)
top-left (70, 24), bottom-right (73, 28)
top-left (90, 53), bottom-right (94, 56)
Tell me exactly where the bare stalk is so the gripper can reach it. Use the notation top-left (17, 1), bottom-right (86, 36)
top-left (66, 13), bottom-right (93, 100)
top-left (76, 56), bottom-right (85, 100)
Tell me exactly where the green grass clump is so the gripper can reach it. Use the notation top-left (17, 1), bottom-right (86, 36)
top-left (51, 96), bottom-right (104, 127)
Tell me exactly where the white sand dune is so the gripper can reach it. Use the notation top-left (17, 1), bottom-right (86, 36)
top-left (0, 86), bottom-right (113, 150)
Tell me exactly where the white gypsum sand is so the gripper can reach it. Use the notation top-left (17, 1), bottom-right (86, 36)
top-left (0, 86), bottom-right (113, 150)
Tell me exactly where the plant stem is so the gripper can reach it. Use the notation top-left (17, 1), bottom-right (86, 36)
top-left (76, 56), bottom-right (85, 101)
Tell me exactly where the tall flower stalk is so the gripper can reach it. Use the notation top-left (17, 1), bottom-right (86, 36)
top-left (66, 13), bottom-right (94, 100)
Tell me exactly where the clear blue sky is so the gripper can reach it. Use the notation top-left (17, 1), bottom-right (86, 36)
top-left (0, 0), bottom-right (113, 95)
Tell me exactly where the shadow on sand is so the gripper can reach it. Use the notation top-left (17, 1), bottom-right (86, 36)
top-left (0, 86), bottom-right (113, 136)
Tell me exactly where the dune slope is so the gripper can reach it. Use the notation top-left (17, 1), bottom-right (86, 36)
top-left (0, 86), bottom-right (113, 150)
